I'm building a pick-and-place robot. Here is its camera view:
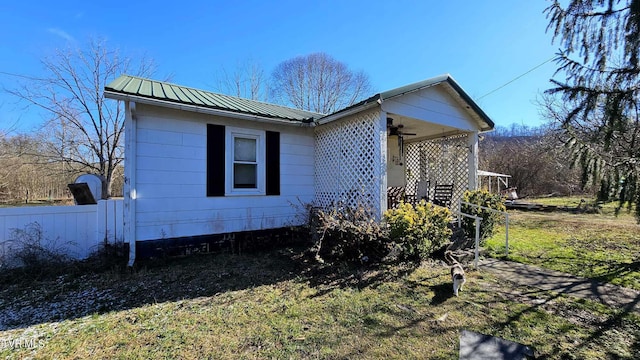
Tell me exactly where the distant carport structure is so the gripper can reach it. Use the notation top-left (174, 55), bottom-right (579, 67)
top-left (478, 170), bottom-right (514, 197)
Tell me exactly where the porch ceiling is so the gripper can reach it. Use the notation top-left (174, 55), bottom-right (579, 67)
top-left (387, 113), bottom-right (466, 143)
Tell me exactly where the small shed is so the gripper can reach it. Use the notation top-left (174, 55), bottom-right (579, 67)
top-left (478, 170), bottom-right (517, 199)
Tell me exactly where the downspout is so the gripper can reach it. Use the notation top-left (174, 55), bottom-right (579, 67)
top-left (124, 101), bottom-right (137, 267)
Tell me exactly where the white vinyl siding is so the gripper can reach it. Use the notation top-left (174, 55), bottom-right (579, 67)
top-left (131, 104), bottom-right (314, 241)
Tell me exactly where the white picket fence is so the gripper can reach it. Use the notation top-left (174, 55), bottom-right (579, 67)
top-left (0, 200), bottom-right (124, 263)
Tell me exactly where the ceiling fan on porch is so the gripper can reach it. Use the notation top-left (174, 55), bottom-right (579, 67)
top-left (386, 117), bottom-right (417, 137)
top-left (387, 118), bottom-right (416, 165)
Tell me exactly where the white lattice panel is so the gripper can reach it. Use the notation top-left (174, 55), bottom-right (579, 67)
top-left (314, 109), bottom-right (382, 215)
top-left (405, 134), bottom-right (469, 207)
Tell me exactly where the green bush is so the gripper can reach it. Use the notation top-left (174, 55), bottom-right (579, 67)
top-left (384, 201), bottom-right (452, 261)
top-left (460, 190), bottom-right (506, 244)
top-left (311, 206), bottom-right (390, 263)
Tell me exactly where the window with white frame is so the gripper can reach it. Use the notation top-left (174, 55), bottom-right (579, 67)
top-left (207, 124), bottom-right (279, 197)
top-left (233, 136), bottom-right (258, 188)
top-left (226, 127), bottom-right (265, 195)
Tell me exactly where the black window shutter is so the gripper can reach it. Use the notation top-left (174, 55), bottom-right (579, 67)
top-left (207, 124), bottom-right (225, 196)
top-left (265, 131), bottom-right (280, 196)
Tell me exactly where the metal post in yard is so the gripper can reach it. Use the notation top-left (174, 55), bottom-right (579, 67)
top-left (505, 213), bottom-right (509, 257)
top-left (474, 218), bottom-right (480, 269)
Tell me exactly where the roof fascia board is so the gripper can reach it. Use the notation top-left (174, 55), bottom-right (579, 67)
top-left (443, 78), bottom-right (495, 131)
top-left (105, 91), bottom-right (311, 127)
top-left (315, 100), bottom-right (380, 125)
top-left (380, 81), bottom-right (445, 102)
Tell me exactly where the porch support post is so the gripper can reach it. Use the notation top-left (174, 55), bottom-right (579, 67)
top-left (378, 110), bottom-right (388, 219)
top-left (467, 131), bottom-right (479, 190)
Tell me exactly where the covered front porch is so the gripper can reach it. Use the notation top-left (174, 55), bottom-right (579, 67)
top-left (385, 114), bottom-right (479, 211)
top-left (313, 74), bottom-right (494, 219)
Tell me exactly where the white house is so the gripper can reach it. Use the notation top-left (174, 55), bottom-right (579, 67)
top-left (104, 74), bottom-right (494, 265)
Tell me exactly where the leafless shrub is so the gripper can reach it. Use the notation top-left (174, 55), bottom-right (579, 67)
top-left (309, 205), bottom-right (390, 264)
top-left (1, 222), bottom-right (73, 275)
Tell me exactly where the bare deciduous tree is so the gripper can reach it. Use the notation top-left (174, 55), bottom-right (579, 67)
top-left (270, 52), bottom-right (372, 114)
top-left (6, 38), bottom-right (155, 198)
top-left (214, 59), bottom-right (269, 101)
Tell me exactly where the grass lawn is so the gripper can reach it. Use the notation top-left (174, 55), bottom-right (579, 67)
top-left (1, 245), bottom-right (639, 359)
top-left (486, 198), bottom-right (640, 290)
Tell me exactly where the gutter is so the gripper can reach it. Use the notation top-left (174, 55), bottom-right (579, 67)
top-left (104, 91), bottom-right (314, 127)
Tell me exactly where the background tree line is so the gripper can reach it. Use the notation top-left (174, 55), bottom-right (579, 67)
top-left (0, 131), bottom-right (124, 204)
top-left (479, 123), bottom-right (587, 198)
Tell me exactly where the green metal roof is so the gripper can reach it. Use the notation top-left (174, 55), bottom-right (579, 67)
top-left (104, 75), bottom-right (323, 123)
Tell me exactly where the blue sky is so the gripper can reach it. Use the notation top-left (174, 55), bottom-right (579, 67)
top-left (0, 1), bottom-right (560, 132)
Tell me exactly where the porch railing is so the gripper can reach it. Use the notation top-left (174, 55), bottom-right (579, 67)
top-left (446, 205), bottom-right (482, 269)
top-left (457, 200), bottom-right (510, 257)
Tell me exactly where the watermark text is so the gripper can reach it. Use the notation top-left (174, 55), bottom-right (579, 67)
top-left (1, 338), bottom-right (46, 350)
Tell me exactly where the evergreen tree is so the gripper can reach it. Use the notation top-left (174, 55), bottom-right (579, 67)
top-left (545, 0), bottom-right (640, 219)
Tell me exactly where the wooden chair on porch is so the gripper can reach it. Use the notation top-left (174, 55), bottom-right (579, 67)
top-left (432, 183), bottom-right (454, 207)
top-left (387, 186), bottom-right (406, 209)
